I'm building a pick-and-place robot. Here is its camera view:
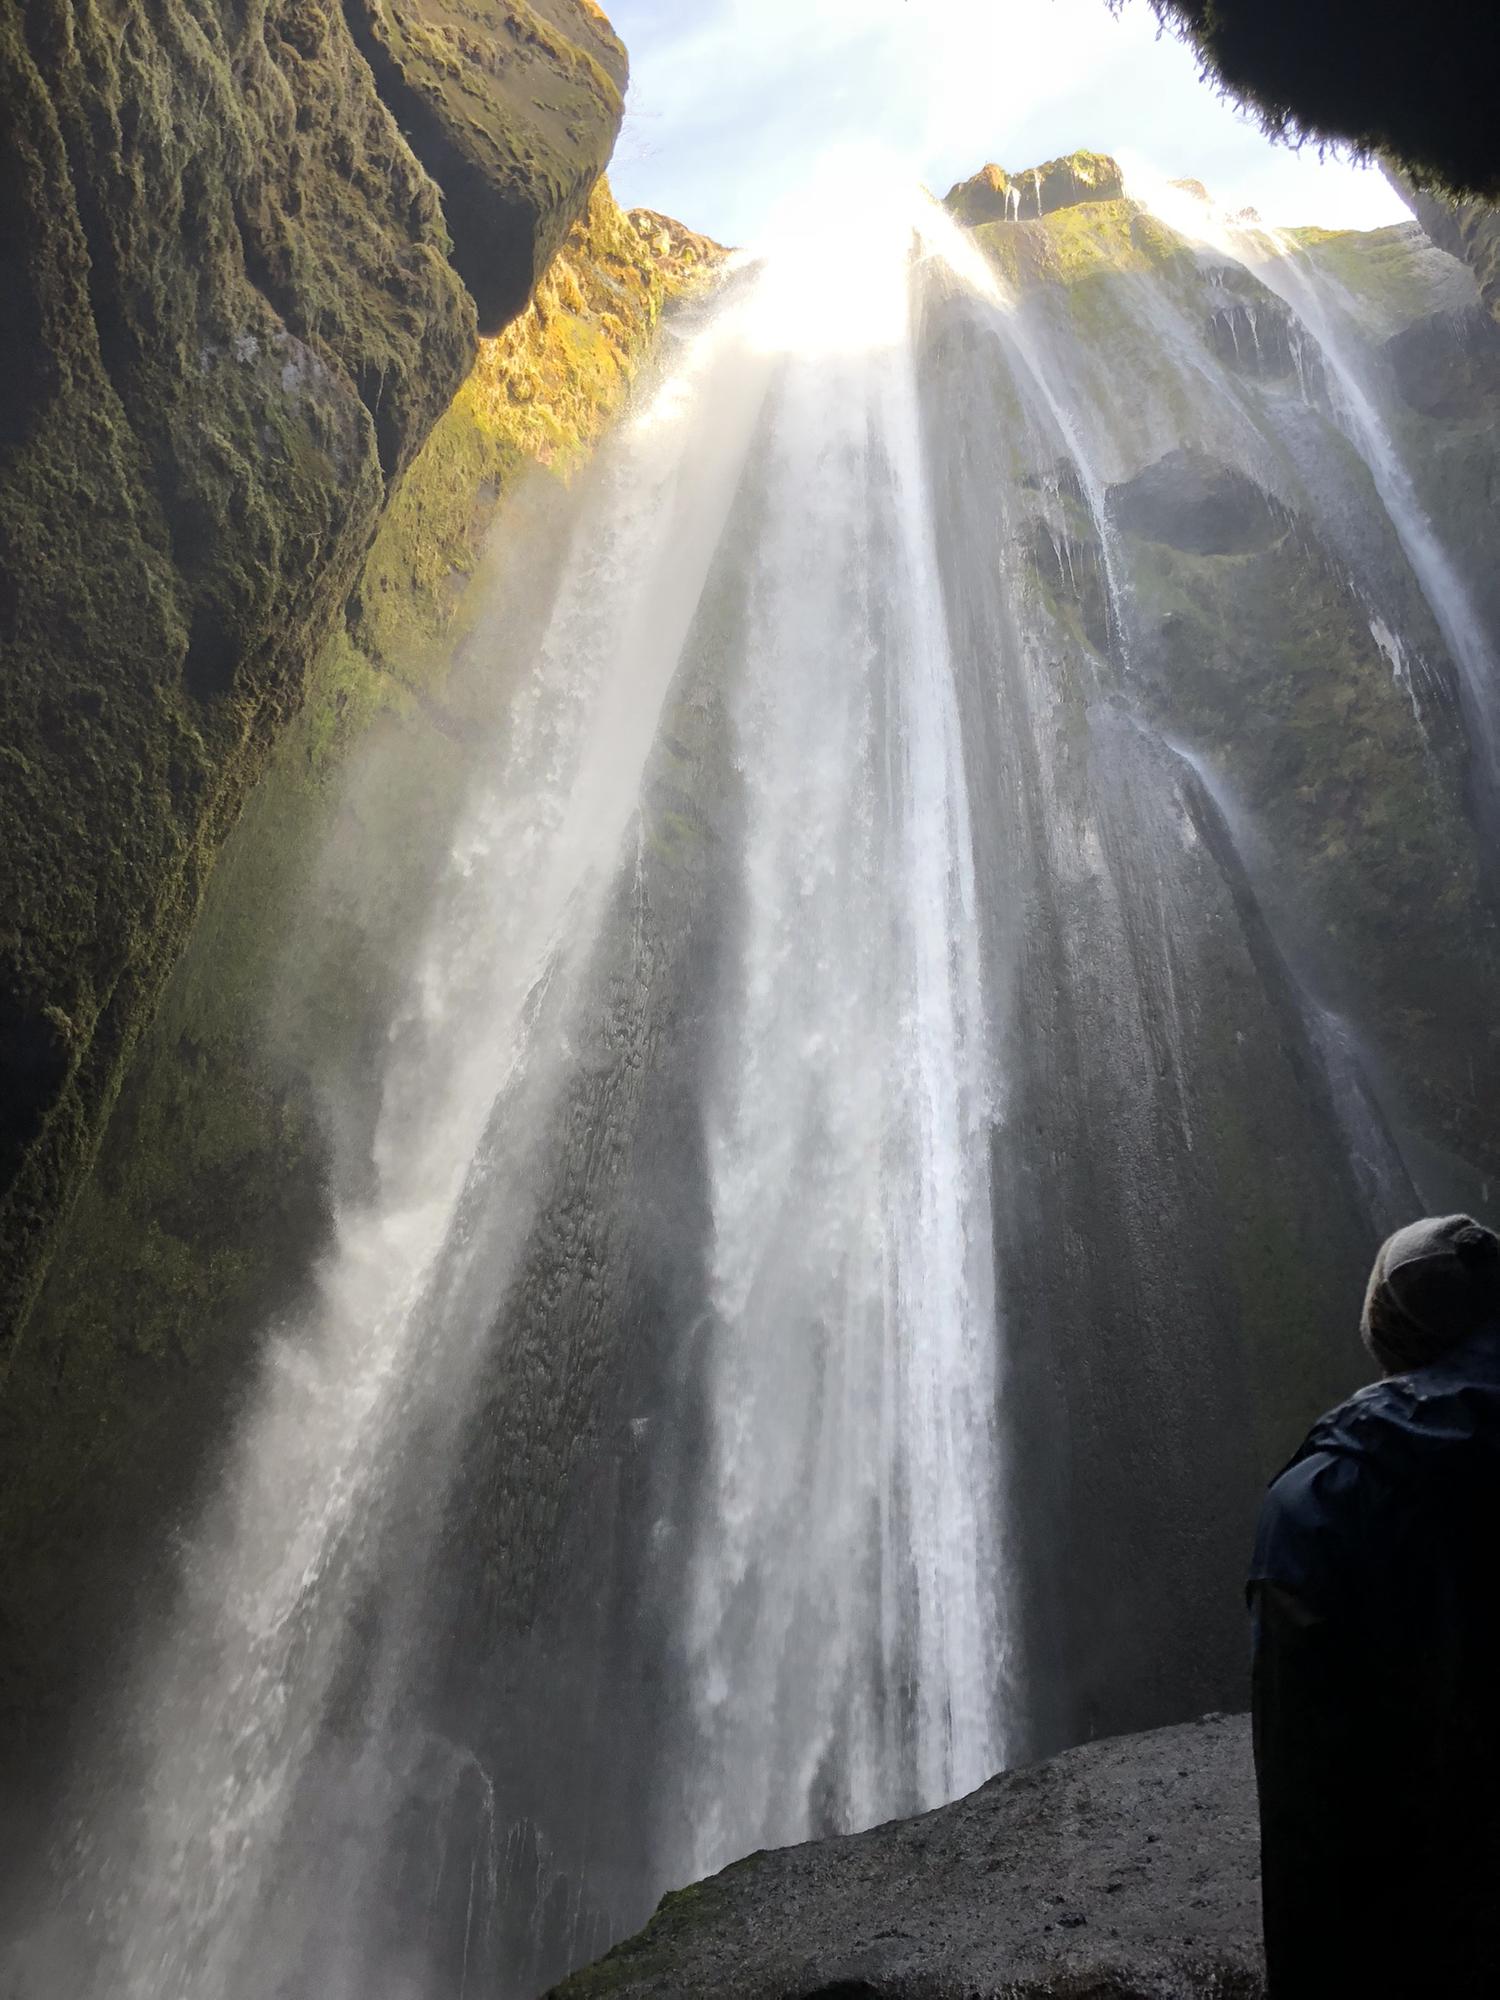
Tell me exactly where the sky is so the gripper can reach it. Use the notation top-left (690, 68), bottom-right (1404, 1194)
top-left (603, 0), bottom-right (1411, 247)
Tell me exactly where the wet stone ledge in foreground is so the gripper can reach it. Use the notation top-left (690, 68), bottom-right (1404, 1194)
top-left (550, 1714), bottom-right (1262, 2000)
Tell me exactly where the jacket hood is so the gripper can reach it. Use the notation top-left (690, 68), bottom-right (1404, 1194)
top-left (1293, 1324), bottom-right (1500, 1478)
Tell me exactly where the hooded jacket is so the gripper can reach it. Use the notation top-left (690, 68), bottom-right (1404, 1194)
top-left (1249, 1326), bottom-right (1500, 1998)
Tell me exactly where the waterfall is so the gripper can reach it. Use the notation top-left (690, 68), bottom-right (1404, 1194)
top-left (14, 161), bottom-right (1499, 2000)
top-left (28, 178), bottom-right (1015, 2000)
top-left (677, 194), bottom-right (1005, 1875)
top-left (46, 279), bottom-right (776, 2000)
top-left (1138, 175), bottom-right (1500, 829)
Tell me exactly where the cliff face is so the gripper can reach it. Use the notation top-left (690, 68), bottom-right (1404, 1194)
top-left (0, 173), bottom-right (720, 1751)
top-left (944, 150), bottom-right (1123, 226)
top-left (539, 182), bottom-right (1500, 1997)
top-left (912, 170), bottom-right (1500, 1755)
top-left (0, 0), bottom-right (624, 1359)
top-left (344, 0), bottom-right (629, 332)
top-left (1384, 164), bottom-right (1500, 327)
top-left (955, 186), bottom-right (1500, 1210)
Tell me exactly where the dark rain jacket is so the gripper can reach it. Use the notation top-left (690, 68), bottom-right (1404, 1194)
top-left (1248, 1326), bottom-right (1500, 1999)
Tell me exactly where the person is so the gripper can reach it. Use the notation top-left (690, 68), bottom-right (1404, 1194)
top-left (1248, 1213), bottom-right (1500, 1999)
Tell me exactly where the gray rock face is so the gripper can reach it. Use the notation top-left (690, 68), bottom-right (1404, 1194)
top-left (1387, 303), bottom-right (1500, 418)
top-left (1383, 165), bottom-right (1500, 329)
top-left (1108, 451), bottom-right (1282, 556)
top-left (550, 1715), bottom-right (1263, 2000)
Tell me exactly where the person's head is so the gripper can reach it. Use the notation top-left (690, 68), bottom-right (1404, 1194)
top-left (1361, 1214), bottom-right (1500, 1375)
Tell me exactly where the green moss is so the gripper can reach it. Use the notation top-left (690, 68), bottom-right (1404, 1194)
top-left (548, 1859), bottom-right (764, 1998)
top-left (944, 149), bottom-right (1124, 225)
top-left (0, 0), bottom-right (645, 1363)
top-left (345, 0), bottom-right (626, 332)
top-left (1125, 518), bottom-right (1500, 1183)
top-left (0, 0), bottom-right (472, 1362)
top-left (0, 173), bottom-right (723, 1745)
top-left (1291, 221), bottom-right (1471, 333)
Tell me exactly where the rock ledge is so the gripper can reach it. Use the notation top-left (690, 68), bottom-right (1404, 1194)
top-left (551, 1714), bottom-right (1263, 1999)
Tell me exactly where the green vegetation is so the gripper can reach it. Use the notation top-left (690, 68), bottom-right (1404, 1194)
top-left (944, 149), bottom-right (1124, 225)
top-left (345, 0), bottom-right (627, 332)
top-left (0, 0), bottom-right (628, 1371)
top-left (548, 1865), bottom-right (757, 1999)
top-left (0, 171), bottom-right (721, 1748)
top-left (1117, 477), bottom-right (1500, 1188)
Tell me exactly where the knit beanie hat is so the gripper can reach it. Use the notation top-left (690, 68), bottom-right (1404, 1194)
top-left (1361, 1214), bottom-right (1500, 1375)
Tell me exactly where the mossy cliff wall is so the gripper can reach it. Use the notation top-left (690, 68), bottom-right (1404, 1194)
top-left (944, 149), bottom-right (1123, 226)
top-left (926, 163), bottom-right (1500, 1740)
top-left (0, 177), bottom-right (719, 1752)
top-left (945, 173), bottom-right (1500, 1210)
top-left (0, 0), bottom-right (624, 1360)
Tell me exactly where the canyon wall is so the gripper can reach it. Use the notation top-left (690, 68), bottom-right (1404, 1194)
top-left (0, 36), bottom-right (719, 1749)
top-left (0, 0), bottom-right (625, 1358)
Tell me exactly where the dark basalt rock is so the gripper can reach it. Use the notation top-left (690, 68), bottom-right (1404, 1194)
top-left (549, 1714), bottom-right (1263, 1999)
top-left (1387, 304), bottom-right (1500, 417)
top-left (1109, 452), bottom-right (1283, 557)
top-left (1203, 291), bottom-right (1302, 383)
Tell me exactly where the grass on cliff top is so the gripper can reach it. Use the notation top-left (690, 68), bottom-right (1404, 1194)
top-left (1290, 220), bottom-right (1477, 335)
top-left (972, 198), bottom-right (1197, 294)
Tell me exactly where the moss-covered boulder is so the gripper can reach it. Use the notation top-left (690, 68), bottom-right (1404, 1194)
top-left (344, 0), bottom-right (626, 332)
top-left (944, 149), bottom-right (1123, 226)
top-left (944, 161), bottom-right (1016, 225)
top-left (0, 0), bottom-right (624, 1360)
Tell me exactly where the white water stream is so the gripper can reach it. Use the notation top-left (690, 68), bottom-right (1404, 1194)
top-left (12, 160), bottom-right (1497, 2000)
top-left (680, 196), bottom-right (1005, 1874)
top-left (1139, 174), bottom-right (1500, 816)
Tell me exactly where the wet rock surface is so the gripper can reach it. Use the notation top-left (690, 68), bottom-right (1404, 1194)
top-left (1109, 452), bottom-right (1282, 556)
top-left (551, 1715), bottom-right (1263, 1999)
top-left (1387, 303), bottom-right (1500, 417)
top-left (0, 172), bottom-right (719, 1769)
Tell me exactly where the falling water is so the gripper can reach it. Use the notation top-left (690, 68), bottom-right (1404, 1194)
top-left (22, 175), bottom-right (1014, 2000)
top-left (1140, 175), bottom-right (1500, 823)
top-left (40, 276), bottom-right (774, 2000)
top-left (679, 197), bottom-right (1004, 1875)
top-left (14, 155), bottom-right (1500, 2000)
